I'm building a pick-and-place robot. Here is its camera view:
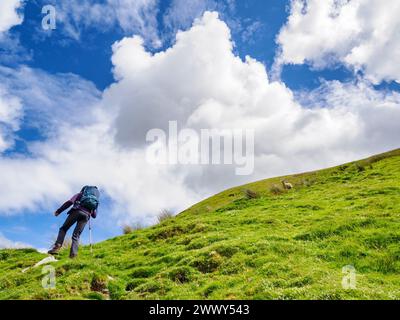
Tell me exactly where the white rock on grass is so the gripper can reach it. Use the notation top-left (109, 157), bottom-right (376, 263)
top-left (22, 256), bottom-right (58, 273)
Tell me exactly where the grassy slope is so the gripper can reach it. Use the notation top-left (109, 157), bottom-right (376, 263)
top-left (1, 149), bottom-right (400, 300)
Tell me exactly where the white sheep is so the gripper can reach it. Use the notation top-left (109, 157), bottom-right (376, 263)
top-left (281, 180), bottom-right (293, 190)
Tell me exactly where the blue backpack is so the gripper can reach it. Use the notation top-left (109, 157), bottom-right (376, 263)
top-left (79, 186), bottom-right (99, 211)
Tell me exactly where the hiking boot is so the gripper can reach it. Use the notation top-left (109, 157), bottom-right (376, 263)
top-left (48, 244), bottom-right (61, 255)
top-left (69, 253), bottom-right (77, 259)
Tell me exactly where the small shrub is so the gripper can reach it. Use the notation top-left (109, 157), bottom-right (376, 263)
top-left (123, 222), bottom-right (144, 235)
top-left (122, 225), bottom-right (133, 235)
top-left (355, 163), bottom-right (366, 172)
top-left (0, 252), bottom-right (10, 260)
top-left (157, 209), bottom-right (174, 223)
top-left (90, 274), bottom-right (108, 292)
top-left (270, 184), bottom-right (283, 195)
top-left (244, 189), bottom-right (260, 199)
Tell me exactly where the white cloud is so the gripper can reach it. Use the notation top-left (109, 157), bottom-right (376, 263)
top-left (0, 233), bottom-right (31, 249)
top-left (293, 80), bottom-right (400, 154)
top-left (277, 0), bottom-right (400, 84)
top-left (0, 0), bottom-right (24, 34)
top-left (0, 12), bottom-right (399, 227)
top-left (50, 0), bottom-right (161, 47)
top-left (0, 86), bottom-right (22, 152)
top-left (0, 66), bottom-right (101, 138)
top-left (241, 20), bottom-right (264, 44)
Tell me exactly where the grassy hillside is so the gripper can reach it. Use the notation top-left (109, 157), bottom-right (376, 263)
top-left (1, 149), bottom-right (400, 300)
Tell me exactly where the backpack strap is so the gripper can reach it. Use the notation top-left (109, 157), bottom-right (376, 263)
top-left (72, 192), bottom-right (83, 208)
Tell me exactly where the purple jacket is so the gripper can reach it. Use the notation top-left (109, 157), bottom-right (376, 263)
top-left (55, 193), bottom-right (97, 218)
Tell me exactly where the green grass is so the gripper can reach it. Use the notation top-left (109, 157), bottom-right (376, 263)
top-left (1, 149), bottom-right (400, 300)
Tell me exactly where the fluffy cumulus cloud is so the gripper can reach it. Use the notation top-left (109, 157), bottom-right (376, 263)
top-left (106, 12), bottom-right (400, 187)
top-left (0, 12), bottom-right (399, 226)
top-left (277, 0), bottom-right (400, 84)
top-left (0, 233), bottom-right (31, 249)
top-left (0, 0), bottom-right (24, 34)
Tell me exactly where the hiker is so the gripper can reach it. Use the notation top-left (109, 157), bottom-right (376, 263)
top-left (48, 186), bottom-right (100, 258)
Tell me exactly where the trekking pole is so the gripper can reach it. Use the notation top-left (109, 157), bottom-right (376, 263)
top-left (89, 218), bottom-right (93, 255)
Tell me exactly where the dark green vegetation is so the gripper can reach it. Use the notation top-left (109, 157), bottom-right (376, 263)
top-left (1, 149), bottom-right (399, 299)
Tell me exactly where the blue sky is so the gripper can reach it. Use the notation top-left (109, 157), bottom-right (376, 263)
top-left (0, 0), bottom-right (399, 250)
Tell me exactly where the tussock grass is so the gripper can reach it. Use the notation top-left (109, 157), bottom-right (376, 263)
top-left (270, 184), bottom-right (283, 195)
top-left (157, 209), bottom-right (174, 223)
top-left (243, 189), bottom-right (260, 199)
top-left (122, 223), bottom-right (144, 235)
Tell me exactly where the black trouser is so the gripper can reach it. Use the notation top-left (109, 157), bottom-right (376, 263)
top-left (56, 209), bottom-right (89, 256)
